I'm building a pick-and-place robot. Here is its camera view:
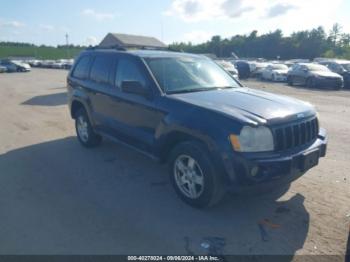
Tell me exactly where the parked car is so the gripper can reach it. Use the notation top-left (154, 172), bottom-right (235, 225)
top-left (0, 65), bottom-right (7, 73)
top-left (40, 60), bottom-right (55, 68)
top-left (52, 60), bottom-right (66, 69)
top-left (319, 60), bottom-right (350, 88)
top-left (249, 62), bottom-right (270, 78)
top-left (0, 59), bottom-right (31, 72)
top-left (287, 63), bottom-right (343, 89)
top-left (67, 49), bottom-right (328, 208)
top-left (28, 60), bottom-right (42, 67)
top-left (64, 59), bottom-right (74, 70)
top-left (234, 60), bottom-right (251, 79)
top-left (215, 60), bottom-right (239, 79)
top-left (261, 64), bottom-right (289, 82)
top-left (12, 60), bottom-right (31, 72)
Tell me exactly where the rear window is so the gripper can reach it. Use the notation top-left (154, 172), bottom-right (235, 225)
top-left (90, 55), bottom-right (115, 84)
top-left (72, 56), bottom-right (91, 79)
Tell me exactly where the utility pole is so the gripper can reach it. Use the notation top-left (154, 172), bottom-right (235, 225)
top-left (65, 33), bottom-right (70, 59)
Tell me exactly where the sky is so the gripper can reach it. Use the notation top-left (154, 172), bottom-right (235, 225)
top-left (0, 0), bottom-right (349, 46)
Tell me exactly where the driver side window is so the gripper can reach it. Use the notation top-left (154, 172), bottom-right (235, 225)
top-left (115, 58), bottom-right (146, 89)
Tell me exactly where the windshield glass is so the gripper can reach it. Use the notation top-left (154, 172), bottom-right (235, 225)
top-left (271, 64), bottom-right (288, 70)
top-left (306, 64), bottom-right (330, 72)
top-left (145, 56), bottom-right (240, 94)
top-left (342, 63), bottom-right (350, 71)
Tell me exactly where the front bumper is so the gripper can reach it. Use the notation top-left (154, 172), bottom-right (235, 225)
top-left (343, 75), bottom-right (350, 88)
top-left (273, 75), bottom-right (287, 82)
top-left (224, 128), bottom-right (328, 192)
top-left (314, 78), bottom-right (343, 88)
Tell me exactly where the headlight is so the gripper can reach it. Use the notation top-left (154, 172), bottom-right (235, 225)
top-left (230, 126), bottom-right (274, 152)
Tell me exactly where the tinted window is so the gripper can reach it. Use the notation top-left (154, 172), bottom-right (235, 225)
top-left (115, 58), bottom-right (146, 88)
top-left (72, 56), bottom-right (91, 79)
top-left (90, 55), bottom-right (115, 84)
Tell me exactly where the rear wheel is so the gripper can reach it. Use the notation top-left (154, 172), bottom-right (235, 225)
top-left (334, 84), bottom-right (343, 90)
top-left (75, 108), bottom-right (102, 148)
top-left (168, 141), bottom-right (226, 208)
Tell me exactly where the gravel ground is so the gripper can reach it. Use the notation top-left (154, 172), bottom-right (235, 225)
top-left (0, 69), bottom-right (349, 259)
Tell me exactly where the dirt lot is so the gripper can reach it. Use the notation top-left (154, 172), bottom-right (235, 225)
top-left (0, 69), bottom-right (349, 258)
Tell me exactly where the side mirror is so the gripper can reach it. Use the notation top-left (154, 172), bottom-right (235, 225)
top-left (121, 81), bottom-right (152, 98)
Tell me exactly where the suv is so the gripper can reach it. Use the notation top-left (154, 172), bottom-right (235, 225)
top-left (67, 49), bottom-right (328, 208)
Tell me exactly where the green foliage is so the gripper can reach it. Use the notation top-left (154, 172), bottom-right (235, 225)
top-left (169, 24), bottom-right (350, 60)
top-left (0, 42), bottom-right (85, 59)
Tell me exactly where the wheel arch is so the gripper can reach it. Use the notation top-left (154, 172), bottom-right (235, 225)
top-left (70, 99), bottom-right (86, 119)
top-left (158, 131), bottom-right (207, 163)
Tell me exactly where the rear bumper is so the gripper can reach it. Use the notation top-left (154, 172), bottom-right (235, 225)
top-left (223, 128), bottom-right (328, 192)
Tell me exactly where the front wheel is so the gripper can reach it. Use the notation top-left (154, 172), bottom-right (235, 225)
top-left (75, 108), bottom-right (102, 148)
top-left (287, 76), bottom-right (294, 86)
top-left (168, 141), bottom-right (226, 208)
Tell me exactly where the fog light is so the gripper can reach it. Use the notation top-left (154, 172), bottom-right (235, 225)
top-left (250, 166), bottom-right (259, 177)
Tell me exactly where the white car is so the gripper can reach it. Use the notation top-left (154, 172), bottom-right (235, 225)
top-left (249, 62), bottom-right (270, 78)
top-left (12, 61), bottom-right (31, 72)
top-left (215, 60), bottom-right (239, 79)
top-left (261, 64), bottom-right (289, 82)
top-left (0, 65), bottom-right (7, 73)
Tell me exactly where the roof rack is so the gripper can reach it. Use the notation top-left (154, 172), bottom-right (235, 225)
top-left (86, 44), bottom-right (127, 51)
top-left (86, 44), bottom-right (171, 52)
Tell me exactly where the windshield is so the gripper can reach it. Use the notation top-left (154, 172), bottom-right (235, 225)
top-left (306, 64), bottom-right (330, 72)
top-left (271, 64), bottom-right (288, 70)
top-left (145, 56), bottom-right (240, 94)
top-left (341, 63), bottom-right (350, 71)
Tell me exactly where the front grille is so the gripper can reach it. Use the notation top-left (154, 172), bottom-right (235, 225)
top-left (273, 117), bottom-right (319, 151)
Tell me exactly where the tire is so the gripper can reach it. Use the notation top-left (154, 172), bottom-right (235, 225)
top-left (306, 77), bottom-right (315, 88)
top-left (334, 84), bottom-right (343, 91)
top-left (168, 141), bottom-right (226, 208)
top-left (272, 74), bottom-right (276, 82)
top-left (75, 108), bottom-right (102, 148)
top-left (287, 76), bottom-right (294, 86)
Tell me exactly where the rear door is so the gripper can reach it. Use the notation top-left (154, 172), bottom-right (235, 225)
top-left (86, 53), bottom-right (118, 132)
top-left (293, 65), bottom-right (307, 85)
top-left (68, 54), bottom-right (93, 113)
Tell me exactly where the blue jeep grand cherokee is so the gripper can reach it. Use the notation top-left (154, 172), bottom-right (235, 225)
top-left (67, 49), bottom-right (328, 208)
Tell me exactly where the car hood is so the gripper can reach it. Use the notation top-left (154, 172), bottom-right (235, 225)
top-left (312, 71), bottom-right (341, 78)
top-left (171, 88), bottom-right (315, 125)
top-left (13, 62), bottom-right (31, 69)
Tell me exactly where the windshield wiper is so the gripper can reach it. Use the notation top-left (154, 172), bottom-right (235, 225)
top-left (167, 86), bottom-right (235, 94)
top-left (167, 87), bottom-right (218, 94)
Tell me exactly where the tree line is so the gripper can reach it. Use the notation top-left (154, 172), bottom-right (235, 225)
top-left (169, 24), bottom-right (350, 60)
top-left (0, 42), bottom-right (87, 49)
